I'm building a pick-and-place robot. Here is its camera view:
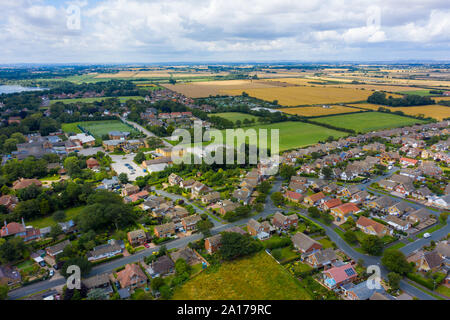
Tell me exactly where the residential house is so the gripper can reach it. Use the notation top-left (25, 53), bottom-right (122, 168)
top-left (148, 255), bottom-right (175, 278)
top-left (201, 191), bottom-right (221, 205)
top-left (86, 157), bottom-right (99, 169)
top-left (388, 201), bottom-right (414, 217)
top-left (204, 227), bottom-right (247, 254)
top-left (284, 191), bottom-right (304, 203)
top-left (411, 187), bottom-right (433, 200)
top-left (181, 214), bottom-right (201, 231)
top-left (351, 190), bottom-right (370, 204)
top-left (46, 240), bottom-right (71, 259)
top-left (356, 216), bottom-right (389, 237)
top-left (271, 212), bottom-right (298, 230)
top-left (117, 264), bottom-right (148, 291)
top-left (154, 222), bottom-right (176, 238)
top-left (191, 181), bottom-right (212, 197)
top-left (322, 263), bottom-right (358, 289)
top-left (127, 230), bottom-right (148, 247)
top-left (232, 189), bottom-right (251, 204)
top-left (291, 232), bottom-right (322, 256)
top-left (170, 247), bottom-right (200, 266)
top-left (0, 195), bottom-right (19, 211)
top-left (83, 273), bottom-right (113, 296)
top-left (321, 198), bottom-right (342, 211)
top-left (168, 173), bottom-right (183, 186)
top-left (416, 251), bottom-right (444, 272)
top-left (218, 200), bottom-right (239, 216)
top-left (385, 216), bottom-right (411, 231)
top-left (121, 184), bottom-right (140, 197)
top-left (343, 280), bottom-right (386, 300)
top-left (407, 208), bottom-right (432, 224)
top-left (12, 178), bottom-right (42, 190)
top-left (247, 219), bottom-right (271, 240)
top-left (306, 248), bottom-right (338, 268)
top-left (367, 195), bottom-right (398, 212)
top-left (87, 240), bottom-right (124, 262)
top-left (304, 192), bottom-right (325, 206)
top-left (330, 203), bottom-right (360, 222)
top-left (400, 157), bottom-right (418, 167)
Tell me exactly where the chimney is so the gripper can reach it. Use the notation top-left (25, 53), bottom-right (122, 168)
top-left (21, 217), bottom-right (25, 228)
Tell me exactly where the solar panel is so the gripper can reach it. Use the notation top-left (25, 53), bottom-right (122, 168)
top-left (345, 268), bottom-right (356, 276)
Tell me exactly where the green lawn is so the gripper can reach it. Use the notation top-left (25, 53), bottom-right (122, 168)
top-left (217, 121), bottom-right (348, 152)
top-left (318, 238), bottom-right (334, 249)
top-left (62, 120), bottom-right (138, 138)
top-left (50, 96), bottom-right (144, 104)
top-left (172, 251), bottom-right (312, 300)
top-left (313, 112), bottom-right (427, 133)
top-left (210, 112), bottom-right (261, 124)
top-left (29, 206), bottom-right (85, 229)
top-left (386, 242), bottom-right (406, 251)
top-left (436, 285), bottom-right (450, 298)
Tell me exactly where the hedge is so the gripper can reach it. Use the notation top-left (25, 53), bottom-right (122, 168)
top-left (406, 273), bottom-right (434, 290)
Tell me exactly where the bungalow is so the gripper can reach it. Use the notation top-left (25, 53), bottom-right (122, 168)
top-left (351, 190), bottom-right (370, 204)
top-left (416, 251), bottom-right (443, 272)
top-left (117, 264), bottom-right (148, 291)
top-left (271, 212), bottom-right (298, 230)
top-left (388, 201), bottom-right (414, 217)
top-left (323, 183), bottom-right (338, 194)
top-left (154, 222), bottom-right (176, 238)
top-left (343, 280), bottom-right (386, 300)
top-left (232, 189), bottom-right (251, 204)
top-left (367, 195), bottom-right (398, 212)
top-left (356, 216), bottom-right (389, 237)
top-left (411, 186), bottom-right (433, 200)
top-left (83, 273), bottom-right (113, 296)
top-left (338, 185), bottom-right (360, 198)
top-left (322, 263), bottom-right (358, 289)
top-left (127, 230), bottom-right (148, 247)
top-left (170, 247), bottom-right (200, 266)
top-left (46, 240), bottom-right (71, 259)
top-left (385, 216), bottom-right (411, 231)
top-left (330, 203), bottom-right (360, 222)
top-left (306, 248), bottom-right (338, 268)
top-left (148, 255), bottom-right (175, 278)
top-left (393, 182), bottom-right (415, 196)
top-left (289, 181), bottom-right (307, 193)
top-left (304, 192), bottom-right (325, 206)
top-left (378, 179), bottom-right (397, 191)
top-left (408, 208), bottom-right (432, 224)
top-left (12, 178), bottom-right (42, 190)
top-left (181, 214), bottom-right (201, 231)
top-left (291, 232), bottom-right (322, 256)
top-left (87, 240), bottom-right (123, 262)
top-left (218, 200), bottom-right (239, 216)
top-left (0, 195), bottom-right (19, 211)
top-left (284, 191), bottom-right (304, 203)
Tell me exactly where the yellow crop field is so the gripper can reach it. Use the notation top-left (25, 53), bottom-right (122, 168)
top-left (277, 105), bottom-right (360, 117)
top-left (389, 105), bottom-right (450, 121)
top-left (223, 86), bottom-right (373, 106)
top-left (162, 80), bottom-right (286, 98)
top-left (434, 97), bottom-right (450, 102)
top-left (349, 103), bottom-right (450, 120)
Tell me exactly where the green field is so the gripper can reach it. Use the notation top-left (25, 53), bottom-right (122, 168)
top-left (50, 96), bottom-right (144, 105)
top-left (210, 112), bottom-right (261, 124)
top-left (172, 251), bottom-right (311, 300)
top-left (397, 90), bottom-right (434, 97)
top-left (213, 121), bottom-right (347, 151)
top-left (313, 112), bottom-right (427, 133)
top-left (29, 206), bottom-right (86, 229)
top-left (62, 120), bottom-right (137, 138)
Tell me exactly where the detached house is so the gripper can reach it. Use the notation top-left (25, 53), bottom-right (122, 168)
top-left (330, 203), bottom-right (360, 222)
top-left (356, 216), bottom-right (389, 237)
top-left (284, 191), bottom-right (304, 203)
top-left (117, 264), bottom-right (148, 291)
top-left (154, 222), bottom-right (176, 238)
top-left (181, 214), bottom-right (201, 231)
top-left (304, 192), bottom-right (325, 206)
top-left (127, 230), bottom-right (148, 247)
top-left (247, 219), bottom-right (272, 240)
top-left (385, 216), bottom-right (411, 231)
top-left (271, 212), bottom-right (298, 230)
top-left (168, 173), bottom-right (183, 186)
top-left (388, 201), bottom-right (414, 217)
top-left (291, 232), bottom-right (322, 256)
top-left (322, 263), bottom-right (357, 289)
top-left (306, 248), bottom-right (338, 268)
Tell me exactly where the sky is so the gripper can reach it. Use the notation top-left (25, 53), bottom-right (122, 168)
top-left (0, 0), bottom-right (449, 64)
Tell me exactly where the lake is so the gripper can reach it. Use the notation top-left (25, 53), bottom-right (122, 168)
top-left (0, 85), bottom-right (45, 94)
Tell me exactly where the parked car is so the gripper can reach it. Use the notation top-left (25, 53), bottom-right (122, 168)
top-left (49, 270), bottom-right (55, 277)
top-left (423, 233), bottom-right (431, 238)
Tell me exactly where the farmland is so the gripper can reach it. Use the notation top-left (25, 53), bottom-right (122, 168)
top-left (349, 103), bottom-right (450, 120)
top-left (210, 112), bottom-right (261, 123)
top-left (217, 121), bottom-right (348, 151)
top-left (277, 105), bottom-right (361, 117)
top-left (94, 70), bottom-right (230, 79)
top-left (313, 112), bottom-right (427, 133)
top-left (172, 251), bottom-right (311, 300)
top-left (223, 86), bottom-right (373, 106)
top-left (50, 96), bottom-right (144, 105)
top-left (162, 79), bottom-right (290, 98)
top-left (62, 120), bottom-right (137, 138)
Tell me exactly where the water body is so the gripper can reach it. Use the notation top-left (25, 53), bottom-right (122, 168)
top-left (0, 85), bottom-right (45, 94)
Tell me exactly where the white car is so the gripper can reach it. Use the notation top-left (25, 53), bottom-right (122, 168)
top-left (423, 233), bottom-right (431, 239)
top-left (49, 270), bottom-right (55, 277)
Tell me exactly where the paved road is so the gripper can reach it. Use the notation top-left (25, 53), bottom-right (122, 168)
top-left (120, 117), bottom-right (172, 148)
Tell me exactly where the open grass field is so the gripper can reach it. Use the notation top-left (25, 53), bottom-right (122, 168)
top-left (50, 96), bottom-right (144, 105)
top-left (162, 79), bottom-right (288, 98)
top-left (217, 121), bottom-right (348, 151)
top-left (349, 103), bottom-right (450, 120)
top-left (313, 112), bottom-right (427, 133)
top-left (211, 112), bottom-right (261, 123)
top-left (278, 105), bottom-right (361, 117)
top-left (223, 86), bottom-right (373, 106)
top-left (29, 206), bottom-right (86, 229)
top-left (172, 251), bottom-right (311, 300)
top-left (62, 120), bottom-right (137, 138)
top-left (95, 70), bottom-right (229, 79)
top-left (397, 89), bottom-right (436, 96)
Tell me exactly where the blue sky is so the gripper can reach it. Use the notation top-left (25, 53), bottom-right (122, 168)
top-left (0, 0), bottom-right (449, 63)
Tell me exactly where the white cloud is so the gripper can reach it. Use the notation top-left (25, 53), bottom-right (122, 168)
top-left (0, 0), bottom-right (448, 63)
